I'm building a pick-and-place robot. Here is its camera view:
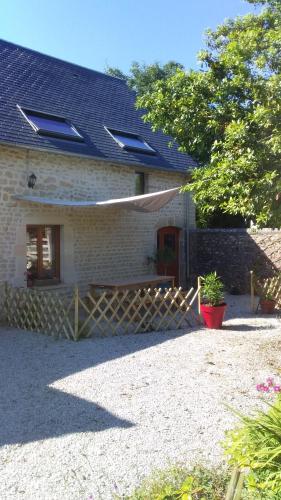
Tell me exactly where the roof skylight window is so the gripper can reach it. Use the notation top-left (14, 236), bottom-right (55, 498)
top-left (105, 127), bottom-right (156, 154)
top-left (18, 106), bottom-right (84, 142)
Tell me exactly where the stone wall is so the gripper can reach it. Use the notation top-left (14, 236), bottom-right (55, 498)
top-left (189, 229), bottom-right (281, 293)
top-left (0, 144), bottom-right (195, 292)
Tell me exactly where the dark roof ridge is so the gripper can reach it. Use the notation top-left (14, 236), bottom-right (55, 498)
top-left (0, 38), bottom-right (126, 83)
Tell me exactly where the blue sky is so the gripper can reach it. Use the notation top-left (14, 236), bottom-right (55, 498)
top-left (2, 0), bottom-right (260, 73)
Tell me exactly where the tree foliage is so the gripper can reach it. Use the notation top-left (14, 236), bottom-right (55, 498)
top-left (137, 0), bottom-right (281, 227)
top-left (105, 61), bottom-right (184, 95)
top-left (105, 66), bottom-right (127, 80)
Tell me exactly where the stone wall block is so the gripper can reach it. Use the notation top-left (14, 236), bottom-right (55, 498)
top-left (189, 228), bottom-right (281, 293)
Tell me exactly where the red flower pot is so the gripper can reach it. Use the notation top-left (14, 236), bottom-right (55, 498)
top-left (200, 303), bottom-right (227, 329)
top-left (260, 299), bottom-right (276, 314)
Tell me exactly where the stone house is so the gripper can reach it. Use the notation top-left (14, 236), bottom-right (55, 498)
top-left (0, 40), bottom-right (196, 293)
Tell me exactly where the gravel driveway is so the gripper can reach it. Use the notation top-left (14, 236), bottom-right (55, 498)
top-left (0, 295), bottom-right (280, 500)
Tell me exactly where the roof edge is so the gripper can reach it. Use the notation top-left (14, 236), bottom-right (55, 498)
top-left (0, 38), bottom-right (127, 83)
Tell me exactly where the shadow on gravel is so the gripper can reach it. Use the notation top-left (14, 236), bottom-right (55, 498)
top-left (222, 323), bottom-right (269, 332)
top-left (0, 328), bottom-right (179, 446)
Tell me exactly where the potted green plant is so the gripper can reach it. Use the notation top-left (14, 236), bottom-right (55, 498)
top-left (200, 272), bottom-right (227, 329)
top-left (260, 292), bottom-right (276, 314)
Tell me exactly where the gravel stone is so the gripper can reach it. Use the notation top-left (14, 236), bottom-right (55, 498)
top-left (0, 295), bottom-right (280, 499)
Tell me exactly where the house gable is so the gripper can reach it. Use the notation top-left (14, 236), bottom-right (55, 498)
top-left (0, 40), bottom-right (196, 174)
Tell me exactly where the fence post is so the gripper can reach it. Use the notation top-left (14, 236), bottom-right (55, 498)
top-left (74, 285), bottom-right (79, 341)
top-left (250, 270), bottom-right (255, 313)
top-left (225, 468), bottom-right (244, 500)
top-left (197, 276), bottom-right (201, 314)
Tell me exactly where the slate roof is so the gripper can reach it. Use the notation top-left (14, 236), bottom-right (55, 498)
top-left (0, 40), bottom-right (196, 174)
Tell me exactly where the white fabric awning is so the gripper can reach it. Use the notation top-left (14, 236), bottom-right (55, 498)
top-left (14, 187), bottom-right (179, 213)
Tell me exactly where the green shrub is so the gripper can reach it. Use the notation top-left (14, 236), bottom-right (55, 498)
top-left (201, 272), bottom-right (224, 306)
top-left (224, 395), bottom-right (281, 497)
top-left (121, 465), bottom-right (230, 499)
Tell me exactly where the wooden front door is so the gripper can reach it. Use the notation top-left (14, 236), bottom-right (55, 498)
top-left (157, 226), bottom-right (181, 285)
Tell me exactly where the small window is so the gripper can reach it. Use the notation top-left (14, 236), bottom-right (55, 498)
top-left (26, 225), bottom-right (60, 286)
top-left (105, 127), bottom-right (156, 154)
top-left (18, 106), bottom-right (84, 142)
top-left (135, 172), bottom-right (147, 195)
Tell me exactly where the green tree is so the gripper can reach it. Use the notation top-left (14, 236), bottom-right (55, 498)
top-left (105, 61), bottom-right (184, 95)
top-left (137, 0), bottom-right (281, 227)
top-left (105, 66), bottom-right (127, 80)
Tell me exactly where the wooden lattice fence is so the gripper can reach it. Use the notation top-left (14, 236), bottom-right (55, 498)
top-left (4, 284), bottom-right (76, 339)
top-left (250, 270), bottom-right (281, 311)
top-left (4, 283), bottom-right (202, 340)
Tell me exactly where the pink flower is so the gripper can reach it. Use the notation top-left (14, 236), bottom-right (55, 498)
top-left (261, 385), bottom-right (270, 392)
top-left (256, 378), bottom-right (281, 395)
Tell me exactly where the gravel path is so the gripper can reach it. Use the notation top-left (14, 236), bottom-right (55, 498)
top-left (0, 295), bottom-right (280, 500)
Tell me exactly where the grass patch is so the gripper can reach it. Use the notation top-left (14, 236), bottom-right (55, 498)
top-left (120, 464), bottom-right (231, 499)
